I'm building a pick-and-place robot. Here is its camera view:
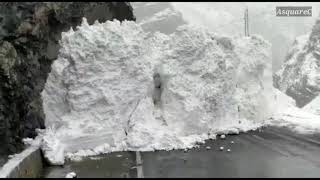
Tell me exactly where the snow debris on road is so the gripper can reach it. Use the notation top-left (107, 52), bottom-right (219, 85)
top-left (65, 172), bottom-right (77, 178)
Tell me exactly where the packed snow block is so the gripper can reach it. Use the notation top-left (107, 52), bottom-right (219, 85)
top-left (41, 18), bottom-right (272, 163)
top-left (40, 128), bottom-right (65, 165)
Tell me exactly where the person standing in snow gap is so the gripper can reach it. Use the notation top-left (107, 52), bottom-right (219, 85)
top-left (238, 105), bottom-right (241, 124)
top-left (153, 73), bottom-right (162, 105)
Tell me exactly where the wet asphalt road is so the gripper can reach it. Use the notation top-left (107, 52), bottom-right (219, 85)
top-left (42, 152), bottom-right (137, 178)
top-left (42, 126), bottom-right (320, 178)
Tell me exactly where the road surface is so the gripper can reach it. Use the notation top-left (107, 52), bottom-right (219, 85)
top-left (42, 126), bottom-right (320, 178)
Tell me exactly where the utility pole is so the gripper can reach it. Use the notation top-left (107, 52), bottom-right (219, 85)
top-left (244, 6), bottom-right (249, 37)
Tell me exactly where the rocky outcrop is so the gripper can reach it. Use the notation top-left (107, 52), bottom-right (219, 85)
top-left (274, 18), bottom-right (320, 107)
top-left (0, 2), bottom-right (135, 154)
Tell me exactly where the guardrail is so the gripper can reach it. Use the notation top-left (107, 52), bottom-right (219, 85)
top-left (0, 145), bottom-right (43, 178)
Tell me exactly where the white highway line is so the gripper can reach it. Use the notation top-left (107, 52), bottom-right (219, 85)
top-left (136, 151), bottom-right (144, 178)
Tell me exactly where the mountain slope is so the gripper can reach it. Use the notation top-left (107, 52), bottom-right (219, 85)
top-left (274, 18), bottom-right (320, 107)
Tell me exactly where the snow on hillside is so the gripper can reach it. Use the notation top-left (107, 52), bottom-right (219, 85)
top-left (303, 95), bottom-right (320, 116)
top-left (271, 88), bottom-right (320, 134)
top-left (40, 18), bottom-right (272, 164)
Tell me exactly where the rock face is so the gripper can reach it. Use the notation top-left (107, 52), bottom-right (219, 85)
top-left (274, 18), bottom-right (320, 107)
top-left (41, 19), bottom-right (272, 163)
top-left (0, 2), bottom-right (135, 154)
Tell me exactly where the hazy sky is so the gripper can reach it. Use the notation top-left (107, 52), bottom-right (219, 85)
top-left (132, 2), bottom-right (320, 72)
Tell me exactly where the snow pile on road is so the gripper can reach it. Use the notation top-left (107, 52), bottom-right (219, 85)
top-left (38, 128), bottom-right (65, 165)
top-left (271, 88), bottom-right (320, 134)
top-left (40, 18), bottom-right (272, 164)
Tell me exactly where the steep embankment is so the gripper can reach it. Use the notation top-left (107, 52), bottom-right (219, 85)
top-left (0, 2), bottom-right (135, 154)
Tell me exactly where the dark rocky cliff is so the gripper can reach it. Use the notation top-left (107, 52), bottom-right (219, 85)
top-left (0, 2), bottom-right (135, 154)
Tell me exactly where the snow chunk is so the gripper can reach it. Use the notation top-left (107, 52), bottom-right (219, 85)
top-left (40, 128), bottom-right (65, 165)
top-left (65, 172), bottom-right (77, 178)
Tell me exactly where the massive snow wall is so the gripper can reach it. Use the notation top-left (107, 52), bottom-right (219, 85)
top-left (41, 18), bottom-right (273, 164)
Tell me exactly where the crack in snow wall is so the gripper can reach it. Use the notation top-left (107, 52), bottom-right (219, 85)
top-left (41, 18), bottom-right (272, 164)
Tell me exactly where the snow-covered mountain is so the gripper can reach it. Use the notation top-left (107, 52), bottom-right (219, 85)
top-left (274, 18), bottom-right (320, 107)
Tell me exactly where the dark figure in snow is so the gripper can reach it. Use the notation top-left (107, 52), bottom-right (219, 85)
top-left (153, 73), bottom-right (162, 105)
top-left (238, 105), bottom-right (241, 124)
